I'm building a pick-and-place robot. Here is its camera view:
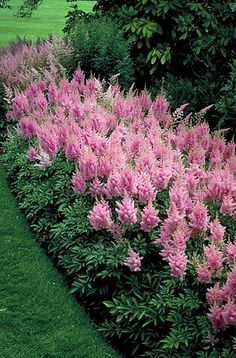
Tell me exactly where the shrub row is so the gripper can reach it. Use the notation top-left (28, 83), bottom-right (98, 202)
top-left (2, 71), bottom-right (236, 357)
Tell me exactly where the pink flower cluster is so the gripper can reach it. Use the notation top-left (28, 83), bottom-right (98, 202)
top-left (7, 71), bottom-right (236, 329)
top-left (124, 249), bottom-right (143, 272)
top-left (0, 37), bottom-right (70, 102)
top-left (207, 266), bottom-right (236, 329)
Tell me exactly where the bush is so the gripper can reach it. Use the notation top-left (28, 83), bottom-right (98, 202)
top-left (215, 60), bottom-right (236, 132)
top-left (2, 72), bottom-right (236, 357)
top-left (94, 0), bottom-right (235, 78)
top-left (93, 1), bottom-right (235, 133)
top-left (66, 17), bottom-right (134, 89)
top-left (150, 69), bottom-right (236, 135)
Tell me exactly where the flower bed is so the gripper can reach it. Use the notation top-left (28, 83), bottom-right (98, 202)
top-left (2, 71), bottom-right (236, 356)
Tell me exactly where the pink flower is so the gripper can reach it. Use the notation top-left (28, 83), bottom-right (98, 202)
top-left (226, 242), bottom-right (236, 265)
top-left (189, 202), bottom-right (208, 232)
top-left (72, 171), bottom-right (86, 193)
top-left (90, 178), bottom-right (104, 197)
top-left (74, 69), bottom-right (85, 83)
top-left (204, 246), bottom-right (223, 271)
top-left (206, 286), bottom-right (223, 306)
top-left (152, 95), bottom-right (169, 116)
top-left (124, 249), bottom-right (143, 272)
top-left (28, 146), bottom-right (37, 162)
top-left (208, 306), bottom-right (224, 329)
top-left (104, 171), bottom-right (121, 197)
top-left (88, 200), bottom-right (112, 231)
top-left (188, 146), bottom-right (206, 166)
top-left (98, 157), bottom-right (112, 177)
top-left (12, 94), bottom-right (30, 115)
top-left (65, 140), bottom-right (81, 160)
top-left (168, 252), bottom-right (187, 278)
top-left (116, 195), bottom-right (137, 225)
top-left (197, 264), bottom-right (212, 283)
top-left (222, 301), bottom-right (236, 326)
top-left (225, 267), bottom-right (236, 295)
top-left (136, 173), bottom-right (156, 202)
top-left (220, 195), bottom-right (236, 219)
top-left (140, 202), bottom-right (160, 232)
top-left (38, 126), bottom-right (60, 158)
top-left (209, 218), bottom-right (225, 242)
top-left (120, 168), bottom-right (136, 195)
top-left (79, 150), bottom-right (97, 180)
top-left (35, 150), bottom-right (52, 170)
top-left (19, 117), bottom-right (38, 138)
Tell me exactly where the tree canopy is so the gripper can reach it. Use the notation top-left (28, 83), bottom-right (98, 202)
top-left (0, 0), bottom-right (76, 17)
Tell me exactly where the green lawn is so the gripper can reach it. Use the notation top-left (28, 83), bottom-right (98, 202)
top-left (0, 165), bottom-right (119, 358)
top-left (0, 0), bottom-right (96, 46)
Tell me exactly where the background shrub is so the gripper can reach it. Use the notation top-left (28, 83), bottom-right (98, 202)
top-left (93, 0), bottom-right (235, 132)
top-left (66, 17), bottom-right (134, 89)
top-left (94, 0), bottom-right (235, 78)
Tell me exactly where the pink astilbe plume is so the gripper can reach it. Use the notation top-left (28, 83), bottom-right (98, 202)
top-left (104, 171), bottom-right (121, 198)
top-left (72, 171), bottom-right (86, 193)
top-left (168, 252), bottom-right (187, 278)
top-left (90, 178), bottom-right (105, 197)
top-left (204, 245), bottom-right (223, 271)
top-left (88, 200), bottom-right (112, 231)
top-left (27, 146), bottom-right (38, 162)
top-left (140, 202), bottom-right (160, 232)
top-left (119, 168), bottom-right (136, 195)
top-left (123, 248), bottom-right (143, 272)
top-left (116, 195), bottom-right (137, 225)
top-left (136, 172), bottom-right (156, 203)
top-left (226, 242), bottom-right (236, 265)
top-left (65, 140), bottom-right (81, 160)
top-left (197, 264), bottom-right (212, 283)
top-left (19, 117), bottom-right (38, 139)
top-left (37, 125), bottom-right (60, 158)
top-left (79, 149), bottom-right (98, 180)
top-left (220, 195), bottom-right (236, 219)
top-left (0, 38), bottom-right (70, 99)
top-left (189, 202), bottom-right (208, 232)
top-left (209, 218), bottom-right (225, 242)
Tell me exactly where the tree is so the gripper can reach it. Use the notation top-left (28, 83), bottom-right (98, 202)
top-left (0, 0), bottom-right (77, 17)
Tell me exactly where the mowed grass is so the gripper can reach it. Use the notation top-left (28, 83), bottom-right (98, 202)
top-left (0, 165), bottom-right (119, 358)
top-left (0, 0), bottom-right (96, 46)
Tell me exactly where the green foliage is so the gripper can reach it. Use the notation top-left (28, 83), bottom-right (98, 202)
top-left (15, 0), bottom-right (42, 17)
top-left (63, 3), bottom-right (94, 34)
top-left (66, 17), bottom-right (134, 89)
top-left (0, 0), bottom-right (10, 7)
top-left (95, 1), bottom-right (235, 78)
top-left (150, 69), bottom-right (235, 133)
top-left (94, 0), bottom-right (235, 132)
top-left (215, 60), bottom-right (236, 131)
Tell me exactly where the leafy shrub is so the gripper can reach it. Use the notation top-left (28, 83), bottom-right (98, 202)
top-left (94, 0), bottom-right (235, 78)
top-left (93, 0), bottom-right (235, 132)
top-left (66, 17), bottom-right (134, 89)
top-left (2, 72), bottom-right (236, 356)
top-left (215, 60), bottom-right (236, 132)
top-left (63, 3), bottom-right (94, 34)
top-left (150, 69), bottom-right (236, 134)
